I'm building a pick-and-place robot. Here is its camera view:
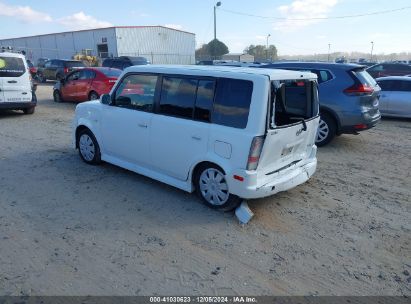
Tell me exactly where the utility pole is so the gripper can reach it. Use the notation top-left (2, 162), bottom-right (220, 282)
top-left (328, 43), bottom-right (331, 62)
top-left (266, 34), bottom-right (271, 61)
top-left (214, 2), bottom-right (222, 41)
top-left (370, 41), bottom-right (374, 62)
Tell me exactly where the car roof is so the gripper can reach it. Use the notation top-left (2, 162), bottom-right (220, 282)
top-left (376, 76), bottom-right (411, 81)
top-left (264, 61), bottom-right (365, 71)
top-left (123, 64), bottom-right (317, 81)
top-left (0, 52), bottom-right (26, 59)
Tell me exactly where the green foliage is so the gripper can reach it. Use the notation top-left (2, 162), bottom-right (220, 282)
top-left (196, 39), bottom-right (229, 60)
top-left (244, 44), bottom-right (278, 61)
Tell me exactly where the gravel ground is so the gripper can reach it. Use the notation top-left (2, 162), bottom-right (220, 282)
top-left (0, 84), bottom-right (410, 296)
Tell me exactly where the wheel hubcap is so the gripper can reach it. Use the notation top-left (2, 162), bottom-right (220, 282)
top-left (316, 118), bottom-right (329, 143)
top-left (199, 168), bottom-right (229, 206)
top-left (90, 94), bottom-right (98, 100)
top-left (79, 134), bottom-right (95, 161)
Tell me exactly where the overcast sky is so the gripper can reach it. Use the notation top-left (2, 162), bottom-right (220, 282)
top-left (0, 0), bottom-right (410, 56)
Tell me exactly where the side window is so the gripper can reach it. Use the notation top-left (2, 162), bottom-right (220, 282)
top-left (377, 80), bottom-right (399, 91)
top-left (44, 61), bottom-right (52, 68)
top-left (112, 60), bottom-right (123, 70)
top-left (194, 80), bottom-right (215, 122)
top-left (399, 81), bottom-right (411, 92)
top-left (79, 70), bottom-right (95, 80)
top-left (369, 65), bottom-right (384, 72)
top-left (159, 77), bottom-right (197, 119)
top-left (212, 78), bottom-right (253, 129)
top-left (318, 70), bottom-right (333, 83)
top-left (67, 71), bottom-right (80, 82)
top-left (114, 74), bottom-right (158, 111)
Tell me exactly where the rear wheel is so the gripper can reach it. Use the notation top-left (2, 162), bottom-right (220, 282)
top-left (53, 90), bottom-right (63, 103)
top-left (316, 113), bottom-right (336, 147)
top-left (194, 164), bottom-right (241, 212)
top-left (23, 107), bottom-right (35, 114)
top-left (89, 91), bottom-right (99, 100)
top-left (77, 129), bottom-right (101, 165)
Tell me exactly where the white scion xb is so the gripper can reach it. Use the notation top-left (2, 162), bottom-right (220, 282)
top-left (73, 65), bottom-right (320, 211)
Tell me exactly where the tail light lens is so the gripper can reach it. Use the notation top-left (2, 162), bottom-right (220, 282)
top-left (344, 84), bottom-right (374, 95)
top-left (64, 67), bottom-right (69, 73)
top-left (247, 136), bottom-right (265, 171)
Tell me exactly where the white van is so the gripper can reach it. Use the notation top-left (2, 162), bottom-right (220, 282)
top-left (73, 65), bottom-right (320, 211)
top-left (0, 52), bottom-right (36, 114)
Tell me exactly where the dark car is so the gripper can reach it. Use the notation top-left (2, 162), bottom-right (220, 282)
top-left (37, 59), bottom-right (86, 82)
top-left (367, 63), bottom-right (411, 78)
top-left (53, 67), bottom-right (121, 103)
top-left (261, 62), bottom-right (381, 146)
top-left (37, 57), bottom-right (49, 68)
top-left (102, 56), bottom-right (149, 70)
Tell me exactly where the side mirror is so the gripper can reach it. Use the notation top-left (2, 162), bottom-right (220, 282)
top-left (101, 94), bottom-right (112, 105)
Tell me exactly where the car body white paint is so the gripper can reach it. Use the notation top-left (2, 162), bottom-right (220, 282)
top-left (0, 52), bottom-right (32, 104)
top-left (73, 65), bottom-right (320, 200)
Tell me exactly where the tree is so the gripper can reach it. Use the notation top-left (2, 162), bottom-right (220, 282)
top-left (244, 44), bottom-right (278, 61)
top-left (207, 39), bottom-right (229, 59)
top-left (195, 44), bottom-right (210, 60)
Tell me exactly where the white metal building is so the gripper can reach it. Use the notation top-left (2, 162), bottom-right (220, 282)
top-left (0, 26), bottom-right (196, 65)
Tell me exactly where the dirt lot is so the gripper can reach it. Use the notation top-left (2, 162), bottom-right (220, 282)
top-left (0, 84), bottom-right (410, 296)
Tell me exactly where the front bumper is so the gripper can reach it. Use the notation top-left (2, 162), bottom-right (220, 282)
top-left (229, 158), bottom-right (317, 200)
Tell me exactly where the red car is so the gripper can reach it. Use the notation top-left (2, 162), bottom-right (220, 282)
top-left (52, 67), bottom-right (121, 102)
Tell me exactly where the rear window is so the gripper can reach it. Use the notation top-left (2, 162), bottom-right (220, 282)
top-left (212, 78), bottom-right (253, 129)
top-left (65, 61), bottom-right (86, 68)
top-left (0, 56), bottom-right (26, 77)
top-left (100, 68), bottom-right (121, 77)
top-left (352, 69), bottom-right (377, 86)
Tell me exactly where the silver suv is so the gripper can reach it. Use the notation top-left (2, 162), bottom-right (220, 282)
top-left (263, 62), bottom-right (381, 146)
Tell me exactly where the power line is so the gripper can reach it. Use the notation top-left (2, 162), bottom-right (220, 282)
top-left (220, 5), bottom-right (411, 21)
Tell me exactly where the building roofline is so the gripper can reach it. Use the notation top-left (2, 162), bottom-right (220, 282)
top-left (0, 26), bottom-right (195, 41)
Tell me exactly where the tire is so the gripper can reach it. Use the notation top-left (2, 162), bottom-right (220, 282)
top-left (53, 90), bottom-right (63, 103)
top-left (77, 129), bottom-right (101, 165)
top-left (23, 107), bottom-right (35, 115)
top-left (38, 72), bottom-right (46, 83)
top-left (316, 113), bottom-right (336, 147)
top-left (89, 91), bottom-right (99, 100)
top-left (194, 164), bottom-right (242, 212)
top-left (56, 73), bottom-right (64, 81)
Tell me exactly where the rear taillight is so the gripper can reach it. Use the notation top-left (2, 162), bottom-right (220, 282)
top-left (64, 67), bottom-right (69, 73)
top-left (344, 84), bottom-right (374, 95)
top-left (246, 136), bottom-right (265, 171)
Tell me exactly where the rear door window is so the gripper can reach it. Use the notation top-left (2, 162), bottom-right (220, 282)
top-left (0, 56), bottom-right (26, 77)
top-left (212, 78), bottom-right (253, 129)
top-left (194, 80), bottom-right (215, 122)
top-left (79, 70), bottom-right (95, 80)
top-left (398, 81), bottom-right (411, 91)
top-left (159, 77), bottom-right (197, 119)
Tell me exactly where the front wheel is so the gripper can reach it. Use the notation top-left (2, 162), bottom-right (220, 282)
top-left (316, 113), bottom-right (336, 147)
top-left (77, 129), bottom-right (101, 165)
top-left (194, 164), bottom-right (241, 212)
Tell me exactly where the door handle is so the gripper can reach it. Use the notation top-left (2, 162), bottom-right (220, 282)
top-left (191, 136), bottom-right (202, 141)
top-left (138, 123), bottom-right (148, 128)
top-left (7, 80), bottom-right (17, 83)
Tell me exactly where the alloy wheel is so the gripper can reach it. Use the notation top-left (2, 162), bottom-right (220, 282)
top-left (316, 118), bottom-right (329, 144)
